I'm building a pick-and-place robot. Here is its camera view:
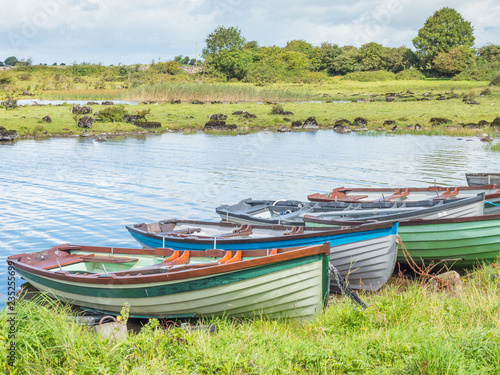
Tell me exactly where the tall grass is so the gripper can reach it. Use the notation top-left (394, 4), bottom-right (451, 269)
top-left (128, 82), bottom-right (313, 103)
top-left (488, 142), bottom-right (500, 152)
top-left (3, 263), bottom-right (500, 374)
top-left (38, 89), bottom-right (126, 100)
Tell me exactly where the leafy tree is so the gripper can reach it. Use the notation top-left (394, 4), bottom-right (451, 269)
top-left (4, 56), bottom-right (18, 66)
top-left (118, 66), bottom-right (129, 76)
top-left (243, 41), bottom-right (260, 51)
top-left (478, 44), bottom-right (500, 62)
top-left (280, 50), bottom-right (310, 72)
top-left (359, 42), bottom-right (384, 71)
top-left (212, 49), bottom-right (254, 80)
top-left (381, 46), bottom-right (417, 72)
top-left (150, 61), bottom-right (182, 75)
top-left (284, 40), bottom-right (314, 56)
top-left (202, 26), bottom-right (246, 59)
top-left (312, 42), bottom-right (342, 74)
top-left (202, 26), bottom-right (247, 79)
top-left (174, 55), bottom-right (183, 63)
top-left (432, 46), bottom-right (476, 75)
top-left (245, 63), bottom-right (278, 83)
top-left (413, 7), bottom-right (475, 68)
top-left (17, 58), bottom-right (33, 66)
top-left (182, 56), bottom-right (190, 65)
top-left (189, 59), bottom-right (197, 65)
top-left (0, 61), bottom-right (4, 67)
top-left (332, 46), bottom-right (362, 74)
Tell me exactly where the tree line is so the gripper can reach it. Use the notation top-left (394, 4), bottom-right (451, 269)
top-left (201, 7), bottom-right (499, 83)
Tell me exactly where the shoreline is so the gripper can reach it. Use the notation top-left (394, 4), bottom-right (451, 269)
top-left (2, 122), bottom-right (497, 142)
top-left (1, 101), bottom-right (499, 142)
top-left (1, 79), bottom-right (499, 142)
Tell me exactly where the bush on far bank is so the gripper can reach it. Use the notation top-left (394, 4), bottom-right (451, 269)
top-left (491, 73), bottom-right (500, 86)
top-left (396, 69), bottom-right (426, 80)
top-left (341, 70), bottom-right (396, 82)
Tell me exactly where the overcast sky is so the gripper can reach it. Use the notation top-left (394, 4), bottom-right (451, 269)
top-left (1, 0), bottom-right (499, 65)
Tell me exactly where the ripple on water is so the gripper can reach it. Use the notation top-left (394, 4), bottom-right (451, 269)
top-left (1, 131), bottom-right (499, 305)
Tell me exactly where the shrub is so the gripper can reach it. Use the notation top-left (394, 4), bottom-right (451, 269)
top-left (341, 70), bottom-right (396, 82)
top-left (18, 73), bottom-right (31, 81)
top-left (270, 104), bottom-right (284, 114)
top-left (71, 64), bottom-right (105, 77)
top-left (135, 108), bottom-right (151, 118)
top-left (452, 68), bottom-right (493, 81)
top-left (95, 105), bottom-right (128, 122)
top-left (396, 69), bottom-right (426, 80)
top-left (245, 63), bottom-right (278, 84)
top-left (491, 73), bottom-right (500, 86)
top-left (0, 73), bottom-right (14, 85)
top-left (292, 71), bottom-right (327, 84)
top-left (452, 61), bottom-right (500, 81)
top-left (151, 61), bottom-right (182, 75)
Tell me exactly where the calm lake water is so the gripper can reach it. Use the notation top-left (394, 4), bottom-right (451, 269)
top-left (2, 131), bottom-right (500, 305)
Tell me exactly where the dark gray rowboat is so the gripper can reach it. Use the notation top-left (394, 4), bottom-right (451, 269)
top-left (466, 173), bottom-right (500, 187)
top-left (215, 194), bottom-right (485, 226)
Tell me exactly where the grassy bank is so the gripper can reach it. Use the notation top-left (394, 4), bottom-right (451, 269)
top-left (2, 263), bottom-right (500, 374)
top-left (1, 88), bottom-right (499, 139)
top-left (1, 78), bottom-right (499, 139)
top-left (312, 78), bottom-right (493, 99)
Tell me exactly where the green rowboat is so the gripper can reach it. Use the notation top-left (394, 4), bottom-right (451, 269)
top-left (8, 243), bottom-right (331, 320)
top-left (397, 215), bottom-right (500, 268)
top-left (306, 214), bottom-right (500, 269)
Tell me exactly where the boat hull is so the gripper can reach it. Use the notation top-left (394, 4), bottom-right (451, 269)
top-left (329, 233), bottom-right (398, 292)
top-left (127, 221), bottom-right (399, 292)
top-left (217, 195), bottom-right (485, 226)
top-left (308, 186), bottom-right (500, 214)
top-left (10, 246), bottom-right (330, 320)
top-left (397, 215), bottom-right (500, 268)
top-left (466, 173), bottom-right (500, 187)
top-left (307, 215), bottom-right (500, 269)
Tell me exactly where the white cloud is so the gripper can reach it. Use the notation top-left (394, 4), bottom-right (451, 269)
top-left (0, 0), bottom-right (498, 64)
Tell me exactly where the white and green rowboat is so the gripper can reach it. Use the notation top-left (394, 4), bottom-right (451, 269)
top-left (7, 243), bottom-right (331, 320)
top-left (305, 214), bottom-right (500, 269)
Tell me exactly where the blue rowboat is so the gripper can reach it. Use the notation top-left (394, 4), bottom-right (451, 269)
top-left (126, 220), bottom-right (399, 292)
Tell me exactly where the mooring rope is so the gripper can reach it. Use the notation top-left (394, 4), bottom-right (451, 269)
top-left (396, 235), bottom-right (446, 288)
top-left (328, 264), bottom-right (367, 309)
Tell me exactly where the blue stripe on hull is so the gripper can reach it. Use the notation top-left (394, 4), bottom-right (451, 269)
top-left (129, 223), bottom-right (399, 251)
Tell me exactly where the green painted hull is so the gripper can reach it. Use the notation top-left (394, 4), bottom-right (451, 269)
top-left (16, 253), bottom-right (329, 320)
top-left (397, 217), bottom-right (500, 268)
top-left (306, 216), bottom-right (500, 269)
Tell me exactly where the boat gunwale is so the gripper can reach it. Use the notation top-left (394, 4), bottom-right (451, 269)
top-left (308, 185), bottom-right (500, 202)
top-left (304, 213), bottom-right (500, 227)
top-left (8, 243), bottom-right (330, 286)
top-left (126, 220), bottom-right (397, 244)
top-left (216, 194), bottom-right (485, 226)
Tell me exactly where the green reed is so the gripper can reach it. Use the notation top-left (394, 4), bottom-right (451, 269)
top-left (128, 82), bottom-right (313, 103)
